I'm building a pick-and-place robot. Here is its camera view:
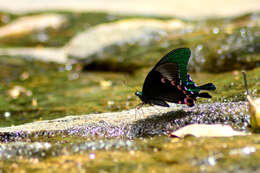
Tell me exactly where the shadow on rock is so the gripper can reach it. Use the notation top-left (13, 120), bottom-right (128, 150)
top-left (129, 110), bottom-right (189, 137)
top-left (129, 102), bottom-right (250, 138)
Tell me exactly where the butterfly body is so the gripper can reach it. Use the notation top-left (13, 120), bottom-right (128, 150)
top-left (136, 48), bottom-right (216, 107)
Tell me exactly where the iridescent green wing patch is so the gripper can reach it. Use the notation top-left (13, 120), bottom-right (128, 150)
top-left (155, 48), bottom-right (191, 85)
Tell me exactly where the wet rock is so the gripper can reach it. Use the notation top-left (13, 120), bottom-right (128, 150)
top-left (66, 15), bottom-right (260, 72)
top-left (0, 105), bottom-right (178, 138)
top-left (66, 18), bottom-right (189, 61)
top-left (0, 14), bottom-right (66, 38)
top-left (189, 23), bottom-right (260, 72)
top-left (0, 102), bottom-right (250, 141)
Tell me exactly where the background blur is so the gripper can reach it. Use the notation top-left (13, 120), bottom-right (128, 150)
top-left (0, 1), bottom-right (260, 172)
top-left (0, 0), bottom-right (260, 18)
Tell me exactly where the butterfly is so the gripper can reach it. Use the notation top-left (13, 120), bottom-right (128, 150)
top-left (135, 48), bottom-right (216, 107)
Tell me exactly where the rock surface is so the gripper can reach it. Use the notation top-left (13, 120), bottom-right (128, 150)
top-left (0, 102), bottom-right (250, 140)
top-left (66, 19), bottom-right (188, 60)
top-left (0, 14), bottom-right (66, 38)
top-left (0, 18), bottom-right (188, 64)
top-left (0, 47), bottom-right (67, 63)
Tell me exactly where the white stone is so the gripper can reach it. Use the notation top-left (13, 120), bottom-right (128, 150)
top-left (66, 18), bottom-right (188, 60)
top-left (170, 124), bottom-right (249, 138)
top-left (0, 47), bottom-right (67, 63)
top-left (0, 14), bottom-right (66, 38)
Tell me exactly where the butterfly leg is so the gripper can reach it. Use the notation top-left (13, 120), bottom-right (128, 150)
top-left (134, 107), bottom-right (141, 120)
top-left (140, 106), bottom-right (145, 118)
top-left (135, 103), bottom-right (145, 119)
top-left (136, 103), bottom-right (144, 109)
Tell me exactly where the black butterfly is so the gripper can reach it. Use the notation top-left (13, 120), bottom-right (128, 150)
top-left (135, 48), bottom-right (216, 107)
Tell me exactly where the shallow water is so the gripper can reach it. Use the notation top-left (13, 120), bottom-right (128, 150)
top-left (2, 135), bottom-right (260, 172)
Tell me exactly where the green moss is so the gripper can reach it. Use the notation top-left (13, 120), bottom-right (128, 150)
top-left (0, 56), bottom-right (141, 126)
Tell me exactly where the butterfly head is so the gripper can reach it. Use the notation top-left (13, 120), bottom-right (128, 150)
top-left (135, 91), bottom-right (143, 100)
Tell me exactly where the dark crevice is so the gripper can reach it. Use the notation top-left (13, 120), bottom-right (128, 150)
top-left (82, 61), bottom-right (143, 74)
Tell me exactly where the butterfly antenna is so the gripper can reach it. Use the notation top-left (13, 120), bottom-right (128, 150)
top-left (122, 79), bottom-right (139, 92)
top-left (122, 80), bottom-right (129, 89)
top-left (242, 71), bottom-right (250, 96)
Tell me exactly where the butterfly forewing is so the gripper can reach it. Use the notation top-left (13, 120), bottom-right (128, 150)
top-left (154, 48), bottom-right (191, 84)
top-left (155, 63), bottom-right (179, 81)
